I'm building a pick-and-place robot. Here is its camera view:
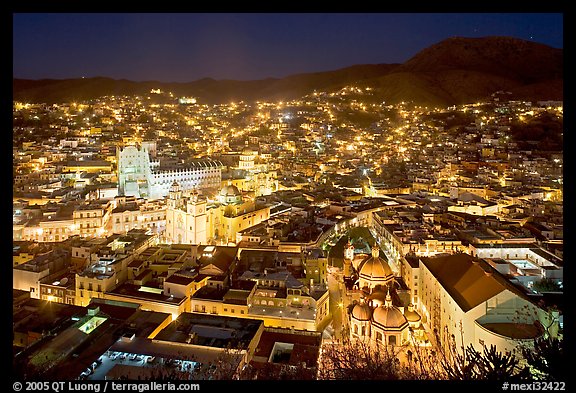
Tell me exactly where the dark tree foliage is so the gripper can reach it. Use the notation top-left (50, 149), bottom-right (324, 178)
top-left (434, 328), bottom-right (530, 381)
top-left (318, 338), bottom-right (405, 380)
top-left (465, 344), bottom-right (531, 381)
top-left (239, 361), bottom-right (317, 380)
top-left (510, 112), bottom-right (563, 151)
top-left (318, 327), bottom-right (534, 381)
top-left (522, 337), bottom-right (566, 381)
top-left (532, 278), bottom-right (562, 293)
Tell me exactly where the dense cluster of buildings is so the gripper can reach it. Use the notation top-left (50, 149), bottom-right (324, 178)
top-left (13, 88), bottom-right (562, 379)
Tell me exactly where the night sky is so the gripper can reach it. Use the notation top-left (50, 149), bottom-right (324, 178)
top-left (13, 13), bottom-right (563, 83)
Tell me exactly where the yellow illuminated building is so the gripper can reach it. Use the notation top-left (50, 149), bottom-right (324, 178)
top-left (62, 160), bottom-right (113, 173)
top-left (165, 182), bottom-right (271, 246)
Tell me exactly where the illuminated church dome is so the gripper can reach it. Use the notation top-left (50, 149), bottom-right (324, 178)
top-left (219, 183), bottom-right (242, 205)
top-left (371, 291), bottom-right (408, 331)
top-left (351, 301), bottom-right (372, 321)
top-left (358, 245), bottom-right (394, 290)
top-left (404, 304), bottom-right (422, 325)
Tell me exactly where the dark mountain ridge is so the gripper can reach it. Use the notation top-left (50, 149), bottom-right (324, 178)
top-left (13, 36), bottom-right (562, 107)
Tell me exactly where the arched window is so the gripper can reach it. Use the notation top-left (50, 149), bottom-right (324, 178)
top-left (376, 332), bottom-right (382, 341)
top-left (361, 325), bottom-right (365, 336)
top-left (389, 335), bottom-right (397, 346)
top-left (354, 325), bottom-right (358, 335)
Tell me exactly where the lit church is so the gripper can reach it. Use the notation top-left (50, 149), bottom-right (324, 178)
top-left (344, 242), bottom-right (422, 346)
top-left (164, 181), bottom-right (271, 246)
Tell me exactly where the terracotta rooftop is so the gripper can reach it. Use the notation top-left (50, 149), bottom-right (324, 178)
top-left (420, 253), bottom-right (507, 312)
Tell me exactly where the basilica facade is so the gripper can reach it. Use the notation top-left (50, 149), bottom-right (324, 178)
top-left (345, 242), bottom-right (422, 346)
top-left (164, 181), bottom-right (271, 245)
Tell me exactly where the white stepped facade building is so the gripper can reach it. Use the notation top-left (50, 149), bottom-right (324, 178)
top-left (117, 144), bottom-right (222, 199)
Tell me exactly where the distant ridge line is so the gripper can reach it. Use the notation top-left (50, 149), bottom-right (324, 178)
top-left (13, 36), bottom-right (563, 107)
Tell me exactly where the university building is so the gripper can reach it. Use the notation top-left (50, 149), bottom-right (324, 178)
top-left (117, 144), bottom-right (222, 199)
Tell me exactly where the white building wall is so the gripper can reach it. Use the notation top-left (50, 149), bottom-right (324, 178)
top-left (419, 259), bottom-right (541, 354)
top-left (13, 268), bottom-right (50, 299)
top-left (118, 145), bottom-right (222, 199)
top-left (163, 282), bottom-right (189, 299)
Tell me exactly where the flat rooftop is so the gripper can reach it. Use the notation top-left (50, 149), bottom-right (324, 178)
top-left (248, 304), bottom-right (316, 322)
top-left (191, 285), bottom-right (227, 301)
top-left (154, 312), bottom-right (263, 350)
top-left (108, 283), bottom-right (184, 305)
top-left (109, 336), bottom-right (244, 365)
top-left (253, 328), bottom-right (321, 361)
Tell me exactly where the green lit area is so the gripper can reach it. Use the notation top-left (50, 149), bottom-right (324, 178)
top-left (78, 316), bottom-right (107, 334)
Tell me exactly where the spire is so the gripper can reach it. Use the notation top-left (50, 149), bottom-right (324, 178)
top-left (371, 244), bottom-right (380, 259)
top-left (385, 288), bottom-right (392, 308)
top-left (344, 240), bottom-right (355, 261)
